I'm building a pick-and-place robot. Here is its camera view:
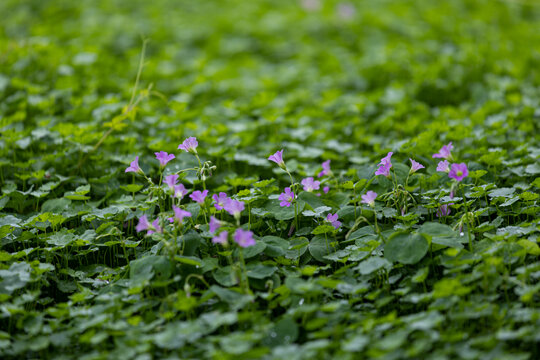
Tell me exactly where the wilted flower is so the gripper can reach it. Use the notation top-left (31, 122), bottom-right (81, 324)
top-left (326, 213), bottom-right (341, 229)
top-left (125, 156), bottom-right (142, 174)
top-left (224, 199), bottom-right (245, 218)
top-left (155, 151), bottom-right (175, 167)
top-left (279, 187), bottom-right (295, 207)
top-left (190, 190), bottom-right (209, 205)
top-left (437, 160), bottom-right (450, 173)
top-left (449, 163), bottom-right (468, 182)
top-left (212, 192), bottom-right (229, 210)
top-left (174, 184), bottom-right (188, 199)
top-left (409, 158), bottom-right (425, 173)
top-left (178, 137), bottom-right (198, 154)
top-left (234, 228), bottom-right (256, 248)
top-left (361, 191), bottom-right (377, 207)
top-left (268, 149), bottom-right (286, 169)
top-left (436, 204), bottom-right (452, 217)
top-left (209, 216), bottom-right (221, 233)
top-left (135, 215), bottom-right (150, 233)
top-left (432, 142), bottom-right (453, 159)
top-left (164, 174), bottom-right (179, 190)
top-left (212, 231), bottom-right (228, 245)
top-left (147, 219), bottom-right (162, 235)
top-left (301, 177), bottom-right (320, 192)
top-left (168, 206), bottom-right (191, 224)
top-left (318, 160), bottom-right (331, 178)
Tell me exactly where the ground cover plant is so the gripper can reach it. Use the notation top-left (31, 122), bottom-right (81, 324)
top-left (0, 0), bottom-right (539, 359)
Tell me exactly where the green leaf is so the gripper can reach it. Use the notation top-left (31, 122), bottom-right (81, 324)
top-left (384, 232), bottom-right (429, 264)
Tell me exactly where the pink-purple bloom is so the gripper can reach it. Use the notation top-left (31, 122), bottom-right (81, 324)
top-left (224, 199), bottom-right (245, 218)
top-left (437, 160), bottom-right (450, 173)
top-left (212, 192), bottom-right (229, 210)
top-left (174, 184), bottom-right (188, 199)
top-left (190, 190), bottom-right (209, 205)
top-left (168, 206), bottom-right (191, 224)
top-left (125, 156), bottom-right (142, 174)
top-left (155, 151), bottom-right (175, 167)
top-left (178, 137), bottom-right (198, 154)
top-left (436, 204), bottom-right (452, 217)
top-left (432, 142), bottom-right (453, 159)
top-left (323, 186), bottom-right (330, 194)
top-left (164, 174), bottom-right (179, 190)
top-left (147, 219), bottom-right (162, 235)
top-left (234, 228), bottom-right (256, 248)
top-left (409, 158), bottom-right (425, 173)
top-left (326, 213), bottom-right (342, 229)
top-left (212, 231), bottom-right (229, 245)
top-left (449, 163), bottom-right (468, 182)
top-left (268, 149), bottom-right (286, 169)
top-left (318, 160), bottom-right (331, 178)
top-left (375, 152), bottom-right (393, 177)
top-left (135, 215), bottom-right (150, 233)
top-left (279, 187), bottom-right (295, 207)
top-left (361, 191), bottom-right (377, 207)
top-left (301, 177), bottom-right (321, 192)
top-left (209, 216), bottom-right (221, 233)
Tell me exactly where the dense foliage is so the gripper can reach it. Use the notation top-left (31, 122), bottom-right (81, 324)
top-left (1, 0), bottom-right (539, 359)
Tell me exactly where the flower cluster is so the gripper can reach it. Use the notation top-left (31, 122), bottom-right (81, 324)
top-left (433, 142), bottom-right (468, 182)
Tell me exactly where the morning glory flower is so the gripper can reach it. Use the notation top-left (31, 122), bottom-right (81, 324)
top-left (190, 190), bottom-right (209, 205)
top-left (361, 191), bottom-right (377, 207)
top-left (436, 204), bottom-right (452, 217)
top-left (301, 177), bottom-right (321, 192)
top-left (168, 206), bottom-right (191, 224)
top-left (326, 213), bottom-right (341, 229)
top-left (155, 151), bottom-right (175, 167)
top-left (212, 192), bottom-right (229, 210)
top-left (318, 160), bottom-right (331, 178)
top-left (147, 219), bottom-right (162, 235)
top-left (268, 149), bottom-right (286, 169)
top-left (125, 156), bottom-right (142, 174)
top-left (209, 216), bottom-right (221, 233)
top-left (409, 158), bottom-right (425, 173)
top-left (224, 199), bottom-right (245, 218)
top-left (432, 142), bottom-right (453, 159)
top-left (164, 174), bottom-right (179, 190)
top-left (437, 160), bottom-right (450, 173)
top-left (448, 163), bottom-right (468, 182)
top-left (279, 187), bottom-right (295, 207)
top-left (375, 152), bottom-right (393, 177)
top-left (212, 231), bottom-right (228, 245)
top-left (135, 215), bottom-right (150, 233)
top-left (178, 137), bottom-right (198, 154)
top-left (174, 184), bottom-right (188, 199)
top-left (234, 228), bottom-right (256, 248)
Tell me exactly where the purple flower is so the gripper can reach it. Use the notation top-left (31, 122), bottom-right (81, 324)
top-left (436, 204), bottom-right (452, 217)
top-left (375, 162), bottom-right (392, 177)
top-left (437, 160), bottom-right (450, 173)
top-left (168, 206), bottom-right (191, 224)
top-left (135, 215), bottom-right (150, 233)
top-left (178, 137), bottom-right (198, 154)
top-left (147, 219), bottom-right (162, 235)
top-left (190, 190), bottom-right (209, 205)
top-left (432, 142), bottom-right (453, 159)
top-left (318, 160), bottom-right (331, 178)
top-left (323, 186), bottom-right (330, 194)
top-left (361, 191), bottom-right (377, 207)
top-left (155, 151), bottom-right (175, 167)
top-left (301, 177), bottom-right (321, 192)
top-left (164, 174), bottom-right (179, 190)
top-left (326, 213), bottom-right (342, 229)
top-left (234, 228), bottom-right (256, 248)
top-left (409, 158), bottom-right (424, 173)
top-left (125, 156), bottom-right (142, 174)
top-left (209, 216), bottom-right (221, 233)
top-left (279, 187), bottom-right (295, 207)
top-left (212, 231), bottom-right (228, 245)
top-left (268, 149), bottom-right (286, 169)
top-left (212, 192), bottom-right (229, 210)
top-left (380, 152), bottom-right (393, 166)
top-left (448, 163), bottom-right (468, 182)
top-left (174, 184), bottom-right (188, 199)
top-left (224, 199), bottom-right (245, 218)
